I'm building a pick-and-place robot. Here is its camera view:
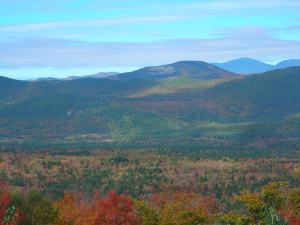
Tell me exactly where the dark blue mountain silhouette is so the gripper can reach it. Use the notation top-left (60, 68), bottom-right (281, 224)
top-left (212, 57), bottom-right (300, 75)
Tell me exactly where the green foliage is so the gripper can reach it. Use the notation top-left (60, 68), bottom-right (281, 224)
top-left (9, 192), bottom-right (25, 209)
top-left (3, 205), bottom-right (19, 225)
top-left (10, 189), bottom-right (59, 225)
top-left (133, 199), bottom-right (160, 225)
top-left (110, 156), bottom-right (129, 164)
top-left (261, 205), bottom-right (292, 225)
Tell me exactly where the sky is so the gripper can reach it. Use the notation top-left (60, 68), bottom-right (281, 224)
top-left (0, 0), bottom-right (300, 79)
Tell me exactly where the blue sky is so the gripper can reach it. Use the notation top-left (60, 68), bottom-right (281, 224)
top-left (0, 0), bottom-right (299, 79)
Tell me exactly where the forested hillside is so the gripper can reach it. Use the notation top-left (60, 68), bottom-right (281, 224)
top-left (0, 67), bottom-right (299, 145)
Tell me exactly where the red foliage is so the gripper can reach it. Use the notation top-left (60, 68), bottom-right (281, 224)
top-left (0, 181), bottom-right (11, 223)
top-left (94, 190), bottom-right (137, 225)
top-left (0, 180), bottom-right (23, 225)
top-left (280, 207), bottom-right (300, 225)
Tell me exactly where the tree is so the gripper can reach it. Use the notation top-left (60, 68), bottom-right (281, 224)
top-left (54, 191), bottom-right (96, 225)
top-left (10, 189), bottom-right (58, 225)
top-left (222, 181), bottom-right (298, 225)
top-left (94, 190), bottom-right (137, 225)
top-left (55, 190), bottom-right (137, 225)
top-left (133, 184), bottom-right (218, 225)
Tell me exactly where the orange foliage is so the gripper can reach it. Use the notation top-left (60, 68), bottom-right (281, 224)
top-left (54, 192), bottom-right (97, 225)
top-left (54, 190), bottom-right (137, 225)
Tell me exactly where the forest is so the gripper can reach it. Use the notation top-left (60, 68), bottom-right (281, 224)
top-left (1, 146), bottom-right (300, 224)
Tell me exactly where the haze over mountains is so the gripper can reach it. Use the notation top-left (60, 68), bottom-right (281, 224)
top-left (212, 58), bottom-right (300, 75)
top-left (33, 72), bottom-right (119, 81)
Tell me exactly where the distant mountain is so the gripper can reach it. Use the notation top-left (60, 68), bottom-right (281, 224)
top-left (62, 72), bottom-right (119, 81)
top-left (33, 72), bottom-right (119, 81)
top-left (36, 77), bottom-right (60, 81)
top-left (212, 58), bottom-right (300, 75)
top-left (275, 59), bottom-right (300, 69)
top-left (109, 61), bottom-right (240, 80)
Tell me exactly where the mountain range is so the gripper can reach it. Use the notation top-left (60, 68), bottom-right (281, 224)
top-left (30, 58), bottom-right (300, 81)
top-left (33, 72), bottom-right (119, 81)
top-left (212, 58), bottom-right (300, 75)
top-left (0, 65), bottom-right (299, 144)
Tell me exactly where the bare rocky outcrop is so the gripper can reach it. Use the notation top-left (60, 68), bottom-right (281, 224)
top-left (67, 110), bottom-right (82, 116)
top-left (147, 67), bottom-right (175, 75)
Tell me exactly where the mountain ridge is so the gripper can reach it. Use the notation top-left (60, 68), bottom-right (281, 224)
top-left (25, 58), bottom-right (300, 81)
top-left (109, 61), bottom-right (240, 80)
top-left (31, 72), bottom-right (119, 81)
top-left (212, 57), bottom-right (300, 75)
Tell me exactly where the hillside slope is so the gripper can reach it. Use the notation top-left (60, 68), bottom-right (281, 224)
top-left (0, 67), bottom-right (299, 141)
top-left (207, 66), bottom-right (300, 119)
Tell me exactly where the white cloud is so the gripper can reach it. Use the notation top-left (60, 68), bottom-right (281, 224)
top-left (0, 13), bottom-right (187, 32)
top-left (1, 27), bottom-right (299, 69)
top-left (179, 0), bottom-right (300, 9)
top-left (0, 1), bottom-right (299, 71)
